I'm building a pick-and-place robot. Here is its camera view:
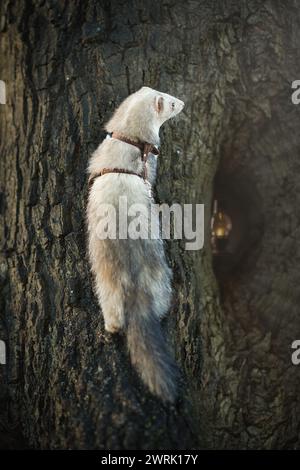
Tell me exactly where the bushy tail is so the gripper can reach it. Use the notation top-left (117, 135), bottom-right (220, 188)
top-left (126, 295), bottom-right (179, 403)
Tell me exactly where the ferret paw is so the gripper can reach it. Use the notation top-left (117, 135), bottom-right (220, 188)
top-left (104, 322), bottom-right (122, 334)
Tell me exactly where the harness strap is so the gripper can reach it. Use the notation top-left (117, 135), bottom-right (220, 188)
top-left (88, 133), bottom-right (159, 188)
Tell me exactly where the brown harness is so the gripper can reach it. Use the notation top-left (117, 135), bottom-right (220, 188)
top-left (88, 132), bottom-right (159, 189)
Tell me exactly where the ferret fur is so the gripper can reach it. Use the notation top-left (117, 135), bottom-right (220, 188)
top-left (87, 87), bottom-right (184, 402)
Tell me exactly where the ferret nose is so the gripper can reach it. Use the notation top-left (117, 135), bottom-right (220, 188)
top-left (180, 100), bottom-right (185, 108)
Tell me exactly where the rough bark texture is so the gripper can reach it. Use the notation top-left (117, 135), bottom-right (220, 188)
top-left (1, 0), bottom-right (300, 450)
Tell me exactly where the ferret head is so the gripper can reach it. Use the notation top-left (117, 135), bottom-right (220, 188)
top-left (105, 87), bottom-right (184, 145)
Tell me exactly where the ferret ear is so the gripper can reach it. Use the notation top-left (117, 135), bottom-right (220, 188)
top-left (154, 95), bottom-right (164, 113)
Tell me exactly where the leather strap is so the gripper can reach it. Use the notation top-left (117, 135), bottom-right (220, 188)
top-left (112, 132), bottom-right (159, 159)
top-left (88, 167), bottom-right (144, 189)
top-left (88, 133), bottom-right (159, 188)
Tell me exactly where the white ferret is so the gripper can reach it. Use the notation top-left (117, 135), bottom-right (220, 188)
top-left (87, 87), bottom-right (184, 402)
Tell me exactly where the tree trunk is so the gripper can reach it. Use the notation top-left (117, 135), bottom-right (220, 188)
top-left (1, 0), bottom-right (300, 449)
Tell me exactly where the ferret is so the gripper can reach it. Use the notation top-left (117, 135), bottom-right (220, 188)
top-left (87, 86), bottom-right (184, 402)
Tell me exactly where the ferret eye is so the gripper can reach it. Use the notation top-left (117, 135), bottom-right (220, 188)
top-left (171, 102), bottom-right (175, 110)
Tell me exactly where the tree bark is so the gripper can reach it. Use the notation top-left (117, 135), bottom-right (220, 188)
top-left (1, 0), bottom-right (300, 449)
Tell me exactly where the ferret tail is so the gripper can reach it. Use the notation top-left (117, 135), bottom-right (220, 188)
top-left (126, 295), bottom-right (179, 403)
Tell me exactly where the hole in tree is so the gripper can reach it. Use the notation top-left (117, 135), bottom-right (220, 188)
top-left (212, 165), bottom-right (264, 283)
